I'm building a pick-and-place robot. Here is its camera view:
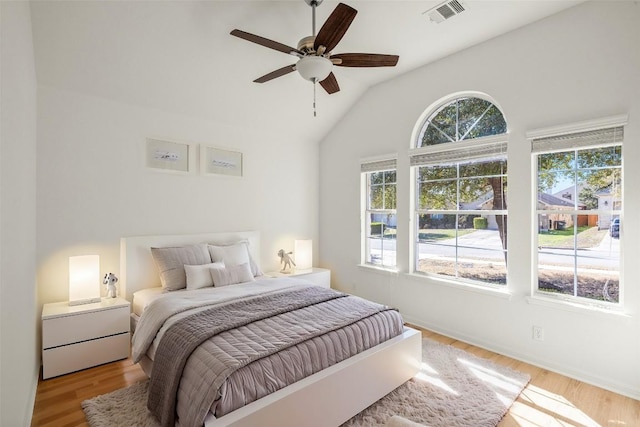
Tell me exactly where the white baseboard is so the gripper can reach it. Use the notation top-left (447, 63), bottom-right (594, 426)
top-left (24, 364), bottom-right (40, 426)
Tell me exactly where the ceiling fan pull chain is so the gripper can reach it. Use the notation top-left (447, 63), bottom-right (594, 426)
top-left (313, 79), bottom-right (317, 117)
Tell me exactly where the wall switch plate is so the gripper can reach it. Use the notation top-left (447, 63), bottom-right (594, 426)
top-left (533, 325), bottom-right (544, 341)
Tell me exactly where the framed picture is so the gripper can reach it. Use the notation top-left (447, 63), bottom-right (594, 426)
top-left (146, 138), bottom-right (193, 173)
top-left (200, 145), bottom-right (243, 177)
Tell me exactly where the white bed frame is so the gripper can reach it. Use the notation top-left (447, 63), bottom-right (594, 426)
top-left (120, 231), bottom-right (422, 427)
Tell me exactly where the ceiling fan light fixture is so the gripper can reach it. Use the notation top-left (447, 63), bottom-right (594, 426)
top-left (296, 56), bottom-right (332, 82)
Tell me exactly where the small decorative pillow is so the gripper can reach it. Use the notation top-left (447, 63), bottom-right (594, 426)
top-left (184, 262), bottom-right (224, 290)
top-left (150, 244), bottom-right (211, 291)
top-left (207, 241), bottom-right (263, 277)
top-left (209, 263), bottom-right (255, 287)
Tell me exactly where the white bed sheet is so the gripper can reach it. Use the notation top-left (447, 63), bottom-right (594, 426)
top-left (132, 286), bottom-right (165, 316)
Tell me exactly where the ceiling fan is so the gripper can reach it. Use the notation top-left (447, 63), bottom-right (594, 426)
top-left (230, 0), bottom-right (399, 114)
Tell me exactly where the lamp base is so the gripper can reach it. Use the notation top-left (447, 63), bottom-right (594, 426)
top-left (68, 297), bottom-right (102, 306)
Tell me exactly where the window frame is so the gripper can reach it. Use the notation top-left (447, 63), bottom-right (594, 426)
top-left (409, 95), bottom-right (509, 288)
top-left (528, 115), bottom-right (627, 308)
top-left (360, 156), bottom-right (398, 270)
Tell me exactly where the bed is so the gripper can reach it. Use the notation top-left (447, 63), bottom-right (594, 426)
top-left (121, 231), bottom-right (422, 427)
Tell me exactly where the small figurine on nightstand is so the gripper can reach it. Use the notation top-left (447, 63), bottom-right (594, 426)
top-left (277, 249), bottom-right (296, 273)
top-left (103, 273), bottom-right (118, 298)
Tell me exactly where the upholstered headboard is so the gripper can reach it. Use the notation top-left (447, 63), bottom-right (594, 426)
top-left (120, 231), bottom-right (260, 302)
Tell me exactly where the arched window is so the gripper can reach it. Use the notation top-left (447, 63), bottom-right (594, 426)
top-left (417, 96), bottom-right (507, 147)
top-left (410, 95), bottom-right (508, 287)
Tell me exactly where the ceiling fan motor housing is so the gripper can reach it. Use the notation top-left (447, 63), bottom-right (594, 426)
top-left (297, 36), bottom-right (317, 54)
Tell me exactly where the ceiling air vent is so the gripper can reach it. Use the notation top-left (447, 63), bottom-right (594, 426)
top-left (424, 0), bottom-right (466, 24)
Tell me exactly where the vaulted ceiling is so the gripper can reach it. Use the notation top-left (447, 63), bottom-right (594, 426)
top-left (30, 1), bottom-right (582, 144)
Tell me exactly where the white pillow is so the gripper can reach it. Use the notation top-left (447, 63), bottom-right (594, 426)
top-left (209, 263), bottom-right (255, 287)
top-left (184, 262), bottom-right (224, 290)
top-left (207, 241), bottom-right (263, 277)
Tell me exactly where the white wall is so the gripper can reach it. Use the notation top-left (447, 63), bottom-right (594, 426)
top-left (0, 1), bottom-right (39, 425)
top-left (37, 84), bottom-right (320, 305)
top-left (319, 1), bottom-right (640, 399)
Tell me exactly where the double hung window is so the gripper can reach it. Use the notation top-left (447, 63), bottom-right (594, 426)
top-left (411, 96), bottom-right (508, 286)
top-left (362, 158), bottom-right (397, 268)
top-left (532, 125), bottom-right (623, 304)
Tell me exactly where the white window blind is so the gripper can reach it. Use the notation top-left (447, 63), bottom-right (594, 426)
top-left (410, 139), bottom-right (507, 167)
top-left (531, 126), bottom-right (624, 154)
top-left (361, 158), bottom-right (397, 173)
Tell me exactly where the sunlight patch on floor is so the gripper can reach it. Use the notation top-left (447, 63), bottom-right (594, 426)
top-left (509, 384), bottom-right (602, 427)
top-left (413, 362), bottom-right (459, 395)
top-left (459, 357), bottom-right (525, 394)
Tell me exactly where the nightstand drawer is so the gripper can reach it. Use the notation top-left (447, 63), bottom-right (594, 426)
top-left (42, 305), bottom-right (129, 349)
top-left (42, 332), bottom-right (130, 379)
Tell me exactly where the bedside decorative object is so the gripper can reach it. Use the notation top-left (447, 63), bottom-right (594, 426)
top-left (294, 239), bottom-right (312, 272)
top-left (277, 249), bottom-right (296, 273)
top-left (103, 272), bottom-right (118, 298)
top-left (268, 267), bottom-right (331, 288)
top-left (42, 297), bottom-right (130, 379)
top-left (68, 255), bottom-right (101, 306)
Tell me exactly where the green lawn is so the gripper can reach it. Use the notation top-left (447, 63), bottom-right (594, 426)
top-left (418, 229), bottom-right (476, 241)
top-left (538, 226), bottom-right (606, 248)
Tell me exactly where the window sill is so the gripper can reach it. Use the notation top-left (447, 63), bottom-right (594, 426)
top-left (527, 294), bottom-right (631, 319)
top-left (357, 264), bottom-right (399, 276)
top-left (404, 273), bottom-right (512, 300)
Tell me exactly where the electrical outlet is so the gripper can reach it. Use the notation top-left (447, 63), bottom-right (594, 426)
top-left (532, 325), bottom-right (544, 341)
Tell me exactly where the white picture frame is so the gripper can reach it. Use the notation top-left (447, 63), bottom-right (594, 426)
top-left (200, 145), bottom-right (243, 177)
top-left (146, 138), bottom-right (193, 174)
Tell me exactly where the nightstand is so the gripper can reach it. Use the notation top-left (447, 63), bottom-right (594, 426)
top-left (42, 297), bottom-right (130, 379)
top-left (268, 267), bottom-right (331, 288)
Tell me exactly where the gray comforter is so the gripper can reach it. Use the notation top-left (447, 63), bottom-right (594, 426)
top-left (133, 279), bottom-right (404, 427)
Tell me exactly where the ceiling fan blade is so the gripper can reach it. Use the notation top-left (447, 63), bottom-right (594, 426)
top-left (319, 72), bottom-right (340, 94)
top-left (314, 3), bottom-right (357, 53)
top-left (331, 53), bottom-right (399, 67)
top-left (254, 64), bottom-right (296, 83)
top-left (231, 29), bottom-right (302, 56)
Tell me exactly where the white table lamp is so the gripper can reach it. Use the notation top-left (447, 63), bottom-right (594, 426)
top-left (294, 239), bottom-right (313, 272)
top-left (69, 255), bottom-right (101, 306)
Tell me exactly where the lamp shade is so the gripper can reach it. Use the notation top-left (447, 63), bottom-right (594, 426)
top-left (296, 56), bottom-right (332, 82)
top-left (69, 255), bottom-right (101, 306)
top-left (294, 240), bottom-right (313, 271)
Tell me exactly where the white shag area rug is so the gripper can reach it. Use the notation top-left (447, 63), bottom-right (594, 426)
top-left (82, 338), bottom-right (530, 427)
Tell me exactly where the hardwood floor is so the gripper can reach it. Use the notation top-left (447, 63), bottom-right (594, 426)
top-left (31, 327), bottom-right (640, 427)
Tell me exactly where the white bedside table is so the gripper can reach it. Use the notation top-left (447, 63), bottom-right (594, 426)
top-left (267, 267), bottom-right (331, 288)
top-left (42, 297), bottom-right (130, 379)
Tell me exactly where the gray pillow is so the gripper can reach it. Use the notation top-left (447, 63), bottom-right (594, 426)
top-left (150, 243), bottom-right (211, 291)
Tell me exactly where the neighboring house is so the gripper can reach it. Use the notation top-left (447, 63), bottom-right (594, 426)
top-left (552, 184), bottom-right (584, 204)
top-left (537, 193), bottom-right (575, 231)
top-left (553, 184), bottom-right (620, 230)
top-left (461, 192), bottom-right (501, 230)
top-left (462, 191), bottom-right (577, 231)
top-left (596, 187), bottom-right (621, 230)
